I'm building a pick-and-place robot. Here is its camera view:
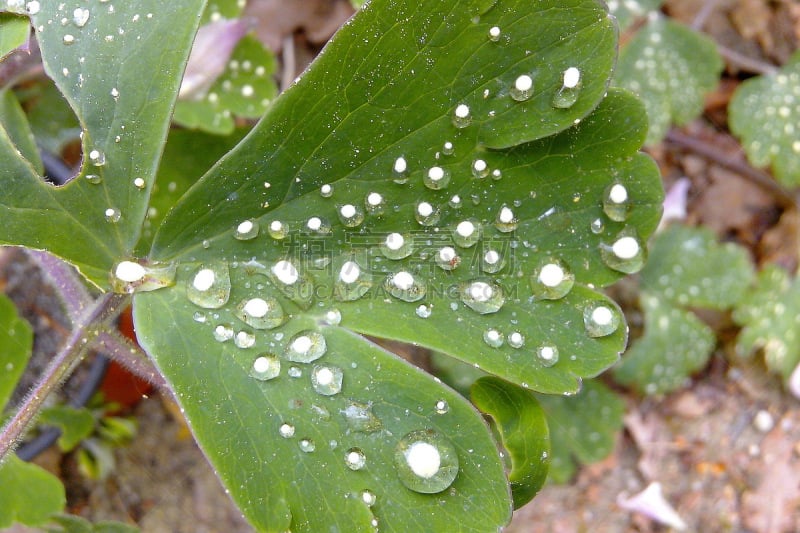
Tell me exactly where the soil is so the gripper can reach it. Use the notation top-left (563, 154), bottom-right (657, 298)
top-left (4, 0), bottom-right (800, 532)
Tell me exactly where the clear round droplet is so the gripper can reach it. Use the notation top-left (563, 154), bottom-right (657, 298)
top-left (471, 159), bottom-right (489, 179)
top-left (334, 260), bottom-right (372, 301)
top-left (552, 67), bottom-right (582, 109)
top-left (384, 271), bottom-right (426, 302)
top-left (345, 448), bottom-right (367, 471)
top-left (435, 247), bottom-right (460, 271)
top-left (73, 7), bottom-right (90, 27)
top-left (250, 354), bottom-right (280, 381)
top-left (491, 168), bottom-right (503, 180)
top-left (288, 366), bottom-right (302, 378)
top-left (453, 219), bottom-right (482, 248)
top-left (234, 330), bottom-right (256, 349)
top-left (380, 232), bottom-right (413, 260)
top-left (104, 207), bottom-right (121, 222)
top-left (320, 183), bottom-right (334, 197)
top-left (531, 259), bottom-right (575, 300)
top-left (360, 490), bottom-right (377, 506)
top-left (600, 230), bottom-right (646, 274)
top-left (603, 182), bottom-right (631, 222)
top-left (394, 429), bottom-right (459, 494)
top-left (234, 219), bottom-right (259, 240)
top-left (392, 156), bottom-right (409, 184)
top-left (416, 304), bottom-right (432, 318)
top-left (299, 438), bottom-right (316, 453)
top-left (590, 218), bottom-right (605, 234)
top-left (85, 173), bottom-right (102, 184)
top-left (442, 141), bottom-right (454, 156)
top-left (338, 203), bottom-right (365, 228)
top-left (187, 262), bottom-right (231, 309)
top-left (365, 192), bottom-right (385, 216)
top-left (434, 400), bottom-right (449, 414)
top-left (510, 74), bottom-right (534, 101)
top-left (483, 328), bottom-right (504, 348)
top-left (235, 297), bottom-right (285, 330)
top-left (270, 259), bottom-right (315, 308)
top-left (495, 204), bottom-right (518, 232)
top-left (268, 220), bottom-right (288, 239)
top-left (311, 365), bottom-right (343, 396)
top-left (284, 331), bottom-right (327, 363)
top-left (213, 324), bottom-right (235, 343)
top-left (537, 344), bottom-right (559, 367)
top-left (488, 26), bottom-right (501, 42)
top-left (584, 304), bottom-right (621, 337)
top-left (449, 195), bottom-right (462, 209)
top-left (460, 280), bottom-right (505, 314)
top-left (305, 216), bottom-right (330, 234)
top-left (481, 249), bottom-right (505, 273)
top-left (89, 149), bottom-right (105, 166)
top-left (279, 423), bottom-right (295, 438)
top-left (508, 331), bottom-right (525, 349)
top-left (452, 103), bottom-right (472, 128)
top-left (415, 201), bottom-right (440, 226)
top-left (424, 166), bottom-right (450, 190)
top-left (323, 309), bottom-right (342, 326)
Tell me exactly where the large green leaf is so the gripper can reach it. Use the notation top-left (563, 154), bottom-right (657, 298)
top-left (135, 0), bottom-right (662, 530)
top-left (0, 12), bottom-right (29, 60)
top-left (615, 17), bottom-right (723, 144)
top-left (607, 0), bottom-right (664, 32)
top-left (0, 292), bottom-right (32, 411)
top-left (0, 0), bottom-right (205, 287)
top-left (0, 89), bottom-right (43, 175)
top-left (729, 52), bottom-right (800, 187)
top-left (0, 455), bottom-right (65, 528)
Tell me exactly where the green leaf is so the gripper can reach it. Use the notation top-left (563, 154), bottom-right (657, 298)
top-left (0, 13), bottom-right (29, 60)
top-left (614, 292), bottom-right (716, 394)
top-left (535, 379), bottom-right (624, 483)
top-left (48, 514), bottom-right (140, 533)
top-left (471, 376), bottom-right (550, 508)
top-left (0, 0), bottom-right (205, 287)
top-left (39, 406), bottom-right (96, 452)
top-left (16, 80), bottom-right (82, 156)
top-left (0, 89), bottom-right (43, 175)
top-left (615, 17), bottom-right (723, 144)
top-left (173, 35), bottom-right (278, 135)
top-left (607, 0), bottom-right (664, 32)
top-left (640, 225), bottom-right (755, 310)
top-left (733, 265), bottom-right (800, 380)
top-left (729, 52), bottom-right (800, 186)
top-left (135, 293), bottom-right (509, 532)
top-left (0, 292), bottom-right (33, 411)
top-left (0, 454), bottom-right (65, 528)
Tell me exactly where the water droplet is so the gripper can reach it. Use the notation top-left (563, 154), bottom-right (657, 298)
top-left (415, 201), bottom-right (440, 226)
top-left (481, 249), bottom-right (505, 273)
top-left (510, 74), bottom-right (534, 101)
top-left (342, 401), bottom-right (383, 433)
top-left (442, 141), bottom-right (454, 155)
top-left (460, 280), bottom-right (505, 314)
top-left (299, 438), bottom-right (316, 453)
top-left (491, 169), bottom-right (503, 180)
top-left (323, 309), bottom-right (342, 326)
top-left (584, 304), bottom-right (620, 337)
top-left (270, 260), bottom-right (314, 308)
top-left (483, 328), bottom-right (504, 348)
top-left (380, 232), bottom-right (413, 260)
top-left (393, 156), bottom-right (409, 184)
top-left (361, 490), bottom-right (377, 506)
top-left (234, 330), bottom-right (256, 349)
top-left (250, 354), bottom-right (280, 381)
top-left (279, 423), bottom-right (295, 438)
top-left (288, 366), bottom-right (302, 378)
top-left (284, 331), bottom-right (327, 363)
top-left (495, 204), bottom-right (518, 232)
top-left (345, 448), bottom-right (367, 470)
top-left (213, 324), bottom-right (235, 342)
top-left (424, 166), bottom-right (450, 190)
top-left (531, 259), bottom-right (574, 300)
top-left (187, 262), bottom-right (231, 308)
top-left (320, 183), bottom-right (334, 197)
top-left (537, 344), bottom-right (559, 367)
top-left (488, 26), bottom-right (501, 42)
top-left (415, 304), bottom-right (432, 318)
top-left (306, 216), bottom-right (330, 234)
top-left (26, 2), bottom-right (41, 15)
top-left (133, 177), bottom-right (145, 189)
top-left (394, 429), bottom-right (459, 493)
top-left (104, 207), bottom-right (121, 222)
top-left (435, 246), bottom-right (460, 271)
top-left (471, 159), bottom-right (489, 179)
top-left (63, 34), bottom-right (75, 45)
top-left (268, 220), bottom-right (288, 239)
top-left (552, 67), bottom-right (582, 108)
top-left (600, 231), bottom-right (646, 273)
top-left (84, 174), bottom-right (102, 184)
top-left (89, 149), bottom-right (105, 166)
top-left (453, 220), bottom-right (482, 247)
top-left (73, 7), bottom-right (90, 27)
top-left (235, 297), bottom-right (285, 329)
top-left (434, 400), bottom-right (449, 414)
top-left (234, 219), bottom-right (259, 240)
top-left (590, 218), bottom-right (605, 234)
top-left (338, 203), bottom-right (365, 227)
top-left (384, 271), bottom-right (426, 302)
top-left (365, 192), bottom-right (385, 216)
top-left (311, 364), bottom-right (343, 395)
top-left (508, 331), bottom-right (525, 349)
top-left (334, 260), bottom-right (372, 301)
top-left (603, 183), bottom-right (630, 221)
top-left (452, 103), bottom-right (472, 128)
top-left (449, 195), bottom-right (462, 209)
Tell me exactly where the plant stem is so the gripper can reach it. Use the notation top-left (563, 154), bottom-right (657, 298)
top-left (95, 330), bottom-right (167, 388)
top-left (717, 45), bottom-right (779, 76)
top-left (0, 292), bottom-right (129, 463)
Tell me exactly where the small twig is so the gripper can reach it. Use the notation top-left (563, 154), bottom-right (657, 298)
top-left (717, 44), bottom-right (779, 76)
top-left (665, 129), bottom-right (796, 209)
top-left (0, 292), bottom-right (129, 462)
top-left (95, 330), bottom-right (167, 389)
top-left (690, 0), bottom-right (723, 31)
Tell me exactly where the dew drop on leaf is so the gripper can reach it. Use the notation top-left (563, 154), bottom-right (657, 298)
top-left (442, 141), bottom-right (454, 155)
top-left (337, 203), bottom-right (365, 227)
top-left (424, 166), bottom-right (451, 190)
top-left (590, 217), bottom-right (605, 234)
top-left (73, 7), bottom-right (90, 27)
top-left (345, 448), bottom-right (367, 471)
top-left (453, 219), bottom-right (482, 247)
top-left (360, 490), bottom-right (377, 506)
top-left (483, 328), bottom-right (504, 348)
top-left (434, 400), bottom-right (449, 414)
top-left (299, 438), bottom-right (316, 453)
top-left (603, 182), bottom-right (631, 221)
top-left (284, 331), bottom-right (327, 363)
top-left (384, 271), bottom-right (426, 302)
top-left (311, 364), bottom-right (343, 396)
top-left (510, 74), bottom-right (534, 101)
top-left (187, 262), bottom-right (231, 309)
top-left (320, 183), bottom-right (334, 198)
top-left (365, 192), bottom-right (385, 215)
top-left (394, 429), bottom-right (459, 494)
top-left (104, 207), bottom-right (121, 222)
top-left (334, 260), bottom-right (372, 301)
top-left (415, 304), bottom-right (432, 318)
top-left (435, 246), bottom-right (460, 271)
top-left (495, 204), bottom-right (518, 232)
top-left (583, 304), bottom-right (620, 337)
top-left (488, 26), bottom-right (501, 42)
top-left (213, 324), bottom-right (235, 342)
top-left (267, 220), bottom-right (288, 239)
top-left (415, 201), bottom-right (440, 226)
top-left (380, 232), bottom-right (413, 260)
top-left (341, 400), bottom-right (383, 433)
top-left (481, 249), bottom-right (505, 273)
top-left (452, 103), bottom-right (472, 128)
top-left (552, 67), bottom-right (582, 109)
top-left (537, 344), bottom-right (559, 367)
top-left (305, 216), bottom-right (330, 234)
top-left (279, 423), bottom-right (295, 438)
top-left (85, 173), bottom-right (102, 184)
top-left (508, 331), bottom-right (525, 349)
top-left (234, 219), bottom-right (259, 240)
top-left (460, 280), bottom-right (505, 314)
top-left (471, 159), bottom-right (489, 179)
top-left (601, 231), bottom-right (646, 273)
top-left (250, 354), bottom-right (280, 381)
top-left (234, 297), bottom-right (285, 329)
top-left (234, 330), bottom-right (256, 349)
top-left (531, 259), bottom-right (575, 300)
top-left (89, 149), bottom-right (106, 166)
top-left (392, 156), bottom-right (409, 184)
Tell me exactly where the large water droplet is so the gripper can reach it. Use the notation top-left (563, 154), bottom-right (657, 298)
top-left (267, 220), bottom-right (288, 239)
top-left (552, 67), bottom-right (582, 108)
top-left (495, 204), bottom-right (518, 232)
top-left (488, 26), bottom-right (501, 42)
top-left (394, 429), bottom-right (459, 493)
top-left (452, 103), bottom-right (472, 128)
top-left (320, 183), bottom-right (334, 198)
top-left (284, 331), bottom-right (327, 363)
top-left (234, 330), bottom-right (256, 349)
top-left (530, 259), bottom-right (574, 300)
top-left (299, 438), bottom-right (316, 453)
top-left (483, 328), bottom-right (504, 348)
top-left (305, 216), bottom-right (330, 234)
top-left (250, 354), bottom-right (280, 381)
top-left (510, 74), bottom-right (534, 101)
top-left (415, 201), bottom-right (440, 226)
top-left (187, 262), bottom-right (231, 309)
top-left (104, 207), bottom-right (121, 223)
top-left (111, 260), bottom-right (176, 294)
top-left (334, 260), bottom-right (372, 301)
top-left (435, 247), bottom-right (460, 271)
top-left (603, 182), bottom-right (631, 222)
top-left (234, 219), bottom-right (259, 240)
top-left (590, 218), bottom-right (605, 234)
top-left (380, 232), bottom-right (413, 260)
top-left (393, 156), bottom-right (409, 184)
top-left (453, 220), bottom-right (482, 247)
top-left (536, 344), bottom-right (559, 367)
top-left (360, 490), bottom-right (377, 506)
top-left (235, 297), bottom-right (285, 329)
top-left (345, 448), bottom-right (367, 471)
top-left (384, 271), bottom-right (426, 302)
top-left (365, 192), bottom-right (386, 216)
top-left (584, 304), bottom-right (621, 337)
top-left (460, 280), bottom-right (505, 314)
top-left (424, 166), bottom-right (450, 190)
top-left (434, 400), bottom-right (449, 415)
top-left (415, 304), bottom-right (432, 318)
top-left (311, 364), bottom-right (343, 395)
top-left (338, 204), bottom-right (365, 228)
top-left (508, 331), bottom-right (525, 349)
top-left (341, 400), bottom-right (383, 433)
top-left (471, 159), bottom-right (489, 179)
top-left (279, 423), bottom-right (295, 438)
top-left (600, 231), bottom-right (646, 273)
top-left (269, 259), bottom-right (314, 309)
top-left (481, 249), bottom-right (505, 273)
top-left (73, 7), bottom-right (90, 27)
top-left (89, 149), bottom-right (105, 166)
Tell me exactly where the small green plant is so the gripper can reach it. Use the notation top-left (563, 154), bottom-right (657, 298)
top-left (0, 0), bottom-right (665, 529)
